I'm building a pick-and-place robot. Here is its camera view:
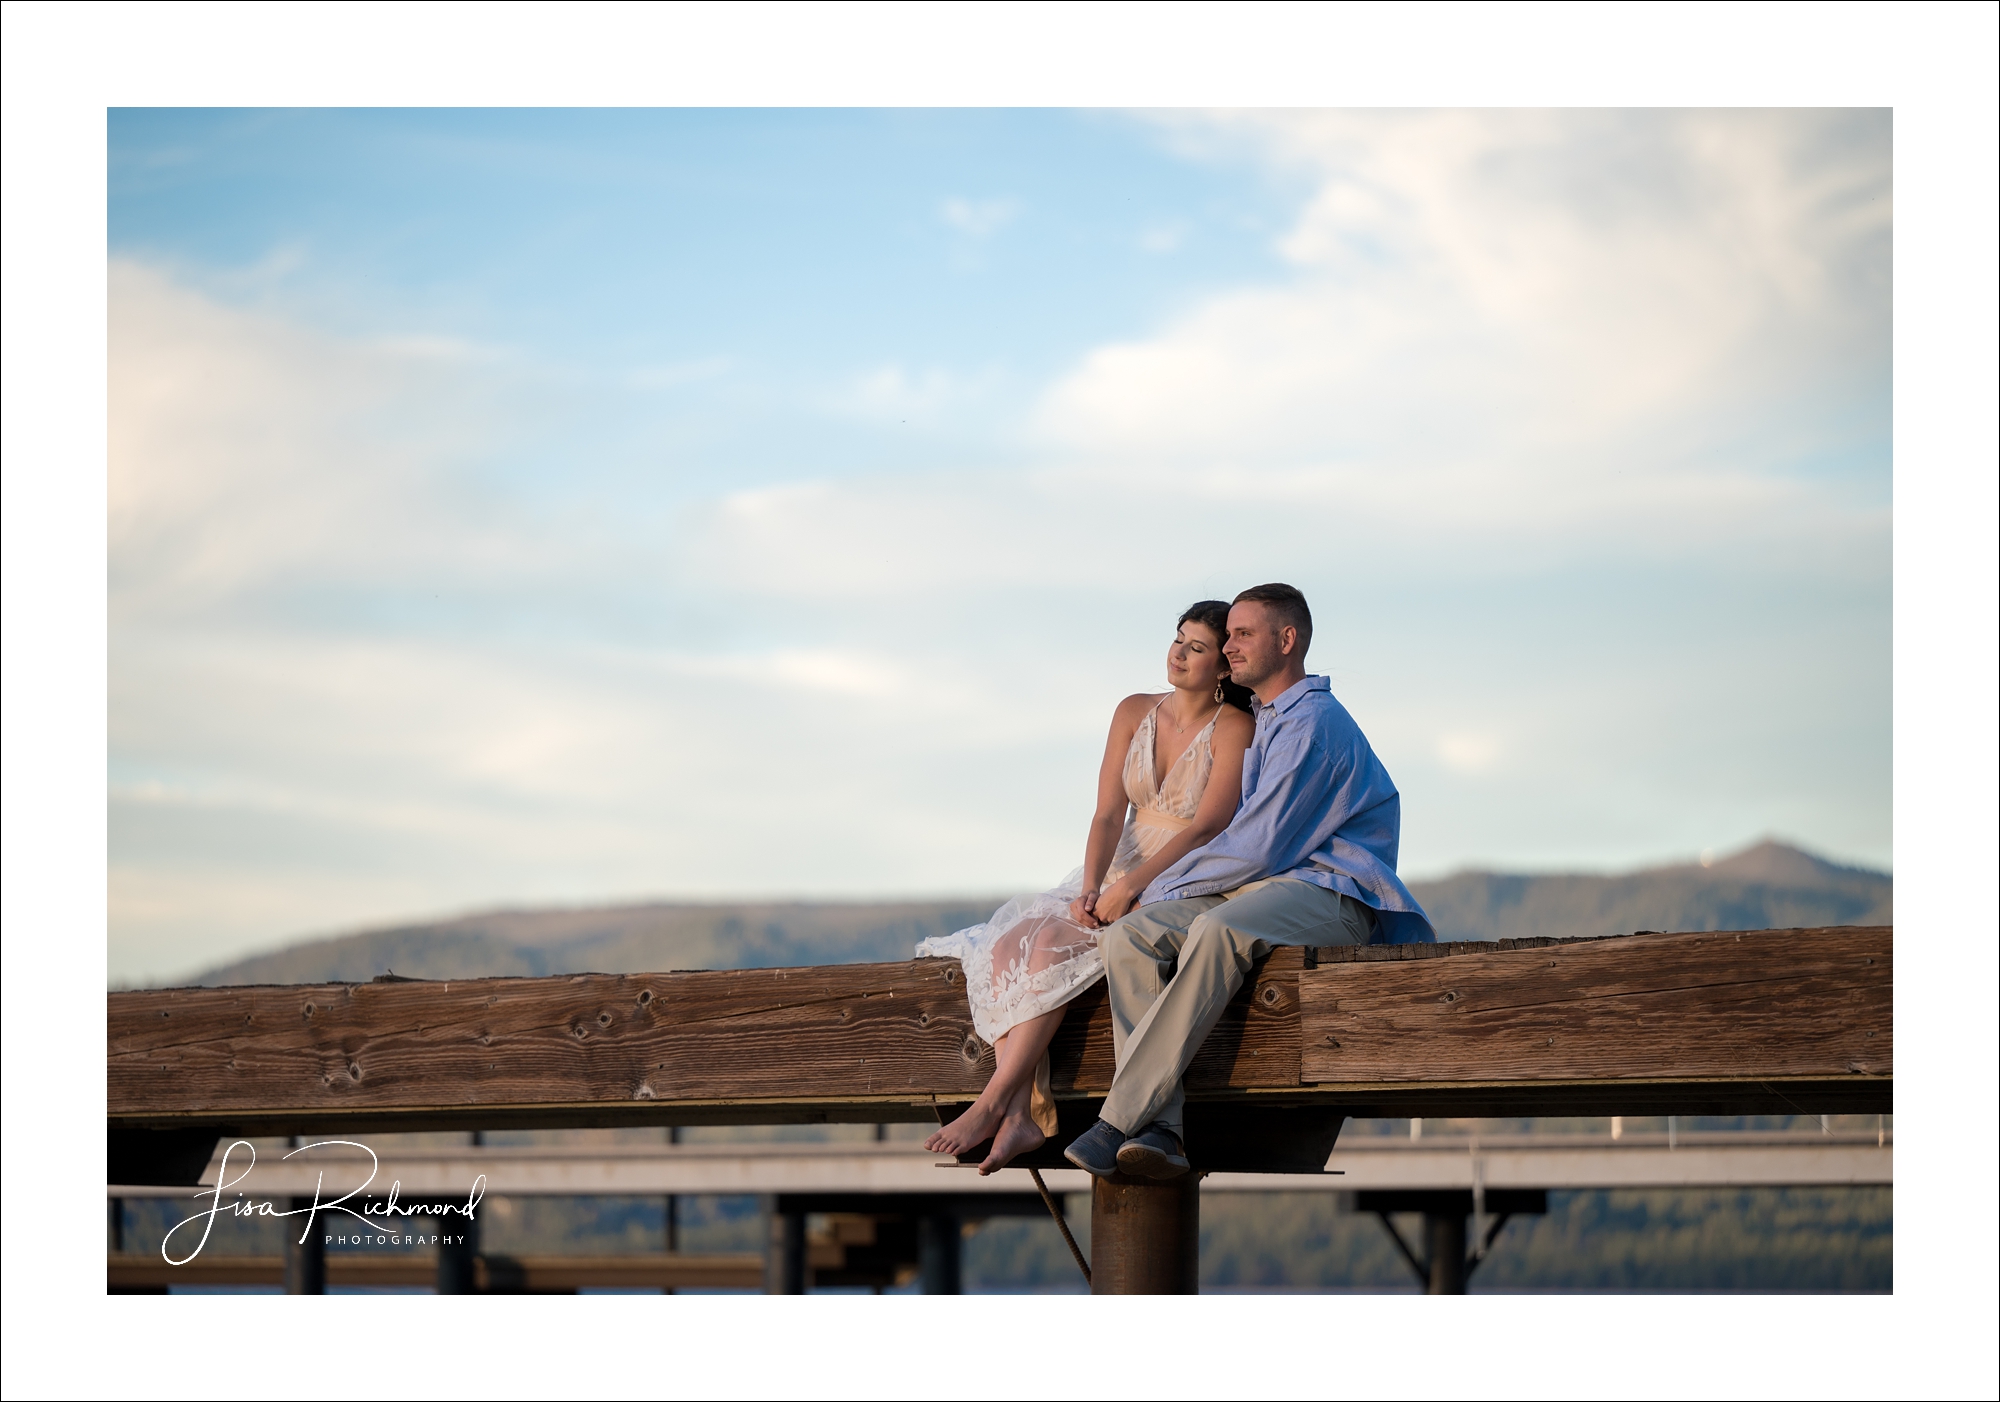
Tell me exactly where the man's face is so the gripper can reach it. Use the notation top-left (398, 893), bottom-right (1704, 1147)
top-left (1225, 600), bottom-right (1294, 690)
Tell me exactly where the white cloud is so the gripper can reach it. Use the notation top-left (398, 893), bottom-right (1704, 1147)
top-left (939, 196), bottom-right (1017, 238)
top-left (108, 270), bottom-right (1104, 978)
top-left (109, 261), bottom-right (542, 623)
top-left (627, 356), bottom-right (733, 390)
top-left (831, 363), bottom-right (989, 421)
top-left (106, 112), bottom-right (1891, 981)
top-left (1434, 732), bottom-right (1503, 775)
top-left (1039, 110), bottom-right (1889, 545)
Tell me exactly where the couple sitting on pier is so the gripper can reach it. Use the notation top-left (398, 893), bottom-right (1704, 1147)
top-left (918, 583), bottom-right (1435, 1179)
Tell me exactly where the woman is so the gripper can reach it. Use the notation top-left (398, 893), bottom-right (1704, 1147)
top-left (917, 601), bottom-right (1256, 1172)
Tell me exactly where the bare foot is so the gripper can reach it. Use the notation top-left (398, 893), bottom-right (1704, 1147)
top-left (925, 1096), bottom-right (1006, 1156)
top-left (977, 1111), bottom-right (1047, 1175)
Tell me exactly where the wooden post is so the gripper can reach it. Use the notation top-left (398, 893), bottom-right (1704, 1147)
top-left (283, 1197), bottom-right (327, 1294)
top-left (765, 1202), bottom-right (806, 1294)
top-left (663, 1123), bottom-right (681, 1293)
top-left (437, 1206), bottom-right (479, 1294)
top-left (1424, 1211), bottom-right (1467, 1295)
top-left (917, 1213), bottom-right (961, 1295)
top-left (1089, 1172), bottom-right (1199, 1294)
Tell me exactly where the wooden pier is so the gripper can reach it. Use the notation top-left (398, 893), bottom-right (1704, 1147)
top-left (107, 925), bottom-right (1891, 1293)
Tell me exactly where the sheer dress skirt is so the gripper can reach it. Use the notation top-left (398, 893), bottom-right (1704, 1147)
top-left (915, 700), bottom-right (1215, 1133)
top-left (915, 806), bottom-right (1194, 1046)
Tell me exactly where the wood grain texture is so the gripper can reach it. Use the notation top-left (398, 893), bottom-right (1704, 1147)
top-left (1047, 947), bottom-right (1302, 1094)
top-left (1299, 1079), bottom-right (1891, 1119)
top-left (1300, 926), bottom-right (1890, 1085)
top-left (110, 949), bottom-right (1309, 1129)
top-left (109, 961), bottom-right (997, 1120)
top-left (108, 929), bottom-right (1896, 1137)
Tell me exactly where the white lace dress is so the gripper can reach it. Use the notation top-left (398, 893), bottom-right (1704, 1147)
top-left (917, 698), bottom-right (1220, 1045)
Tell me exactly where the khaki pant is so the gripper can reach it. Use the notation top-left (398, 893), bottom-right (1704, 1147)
top-left (1099, 877), bottom-right (1373, 1138)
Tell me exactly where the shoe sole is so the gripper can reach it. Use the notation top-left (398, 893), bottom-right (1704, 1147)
top-left (1062, 1147), bottom-right (1121, 1179)
top-left (1115, 1144), bottom-right (1191, 1179)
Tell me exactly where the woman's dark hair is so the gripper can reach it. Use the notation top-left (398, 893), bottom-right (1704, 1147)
top-left (1178, 600), bottom-right (1257, 712)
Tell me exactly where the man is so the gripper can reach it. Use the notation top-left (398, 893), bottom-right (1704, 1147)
top-left (1064, 582), bottom-right (1435, 1180)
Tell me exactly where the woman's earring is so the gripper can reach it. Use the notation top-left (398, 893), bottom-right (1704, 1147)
top-left (1214, 679), bottom-right (1226, 704)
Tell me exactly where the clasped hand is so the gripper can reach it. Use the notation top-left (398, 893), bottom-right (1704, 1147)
top-left (1069, 879), bottom-right (1141, 931)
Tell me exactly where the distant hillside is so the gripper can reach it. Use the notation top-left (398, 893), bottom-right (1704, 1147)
top-left (185, 839), bottom-right (1888, 988)
top-left (1415, 839), bottom-right (1891, 943)
top-left (189, 899), bottom-right (1009, 987)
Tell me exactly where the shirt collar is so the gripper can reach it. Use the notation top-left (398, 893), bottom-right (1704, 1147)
top-left (1259, 674), bottom-right (1329, 716)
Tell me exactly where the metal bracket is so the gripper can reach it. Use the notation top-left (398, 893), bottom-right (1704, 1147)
top-left (1372, 1207), bottom-right (1517, 1290)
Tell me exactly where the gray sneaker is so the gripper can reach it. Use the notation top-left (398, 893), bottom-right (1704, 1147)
top-left (1062, 1118), bottom-right (1127, 1178)
top-left (1115, 1123), bottom-right (1190, 1179)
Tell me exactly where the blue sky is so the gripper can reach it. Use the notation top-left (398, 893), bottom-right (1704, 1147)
top-left (107, 108), bottom-right (1891, 983)
top-left (111, 109), bottom-right (1301, 490)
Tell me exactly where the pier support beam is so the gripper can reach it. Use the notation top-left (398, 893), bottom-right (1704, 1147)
top-left (765, 1203), bottom-right (806, 1294)
top-left (283, 1197), bottom-right (326, 1294)
top-left (1089, 1173), bottom-right (1200, 1294)
top-left (1356, 1188), bottom-right (1547, 1295)
top-left (917, 1213), bottom-right (961, 1295)
top-left (1424, 1211), bottom-right (1467, 1295)
top-left (436, 1208), bottom-right (479, 1294)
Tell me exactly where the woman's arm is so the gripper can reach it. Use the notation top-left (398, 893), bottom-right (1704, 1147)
top-left (1067, 693), bottom-right (1156, 928)
top-left (1090, 707), bottom-right (1253, 924)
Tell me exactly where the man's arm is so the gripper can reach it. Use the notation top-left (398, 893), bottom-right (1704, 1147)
top-left (1090, 706), bottom-right (1253, 924)
top-left (1139, 720), bottom-right (1335, 903)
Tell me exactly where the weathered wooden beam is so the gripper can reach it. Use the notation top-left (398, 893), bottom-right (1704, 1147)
top-left (1046, 948), bottom-right (1303, 1094)
top-left (108, 950), bottom-right (1308, 1136)
top-left (107, 928), bottom-right (1892, 1150)
top-left (1298, 925), bottom-right (1891, 1117)
top-left (110, 960), bottom-right (996, 1134)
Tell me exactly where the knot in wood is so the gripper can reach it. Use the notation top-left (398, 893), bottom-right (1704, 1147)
top-left (1259, 985), bottom-right (1281, 1007)
top-left (1441, 991), bottom-right (1458, 1003)
top-left (572, 1025), bottom-right (588, 1039)
top-left (302, 1003), bottom-right (316, 1018)
top-left (347, 1062), bottom-right (361, 1080)
top-left (960, 1036), bottom-right (981, 1063)
top-left (917, 1012), bottom-right (930, 1027)
top-left (597, 1012), bottom-right (613, 1027)
top-left (637, 989), bottom-right (654, 1006)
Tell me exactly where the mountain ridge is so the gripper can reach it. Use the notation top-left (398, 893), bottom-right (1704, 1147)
top-left (176, 838), bottom-right (1889, 989)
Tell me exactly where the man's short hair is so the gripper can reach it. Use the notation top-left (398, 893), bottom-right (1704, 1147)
top-left (1233, 582), bottom-right (1312, 656)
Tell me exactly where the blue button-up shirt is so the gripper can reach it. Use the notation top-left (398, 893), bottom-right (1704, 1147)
top-left (1140, 675), bottom-right (1435, 944)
